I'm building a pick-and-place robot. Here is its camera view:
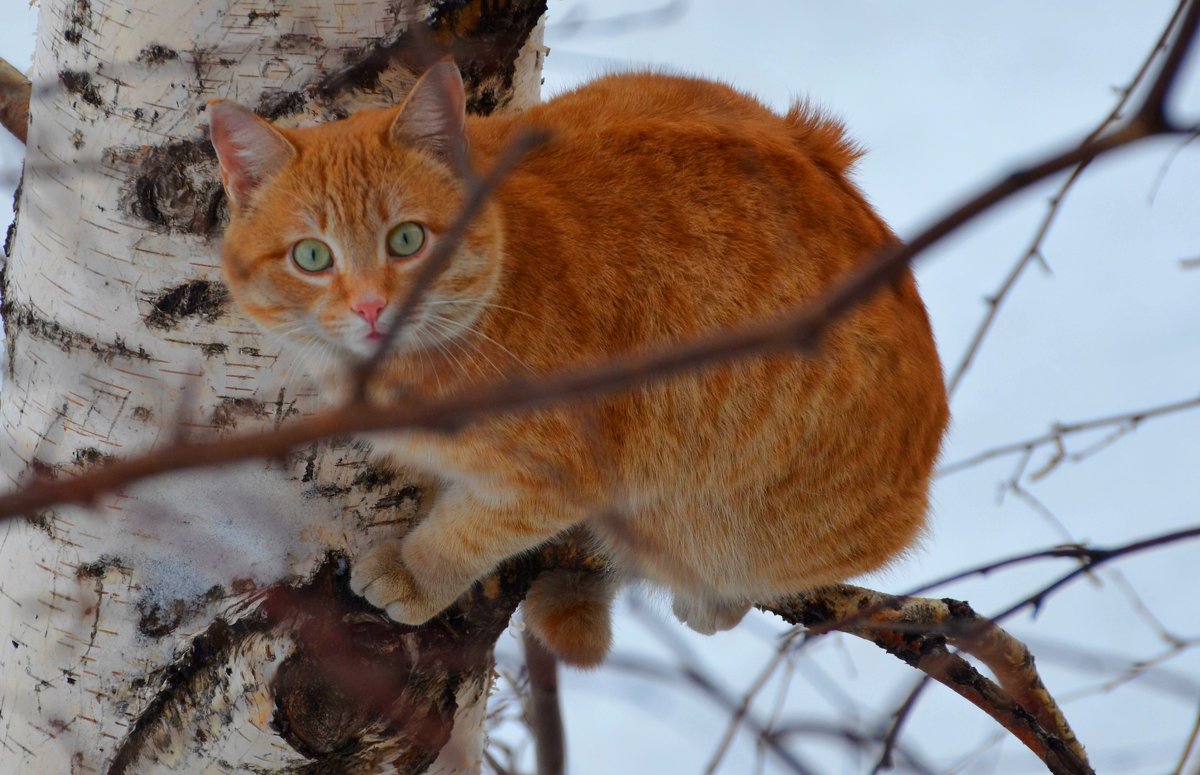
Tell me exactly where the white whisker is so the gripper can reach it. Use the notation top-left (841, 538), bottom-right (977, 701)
top-left (424, 297), bottom-right (542, 324)
top-left (424, 314), bottom-right (509, 381)
top-left (425, 312), bottom-right (532, 376)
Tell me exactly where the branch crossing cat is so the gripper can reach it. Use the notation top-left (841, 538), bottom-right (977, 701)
top-left (209, 62), bottom-right (949, 666)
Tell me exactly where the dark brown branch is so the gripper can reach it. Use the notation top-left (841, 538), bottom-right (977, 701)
top-left (0, 108), bottom-right (1192, 524)
top-left (903, 524), bottom-right (1200, 603)
top-left (4, 0), bottom-right (1199, 522)
top-left (0, 56), bottom-right (30, 144)
top-left (523, 630), bottom-right (565, 775)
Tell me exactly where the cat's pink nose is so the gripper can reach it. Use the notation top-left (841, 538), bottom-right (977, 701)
top-left (352, 298), bottom-right (386, 327)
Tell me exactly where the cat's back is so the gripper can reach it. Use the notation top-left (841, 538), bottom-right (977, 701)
top-left (474, 71), bottom-right (859, 181)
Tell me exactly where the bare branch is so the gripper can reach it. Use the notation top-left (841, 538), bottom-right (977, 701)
top-left (944, 0), bottom-right (1195, 396)
top-left (604, 654), bottom-right (818, 775)
top-left (764, 588), bottom-right (1092, 775)
top-left (871, 677), bottom-right (931, 774)
top-left (0, 56), bottom-right (30, 144)
top-left (353, 129), bottom-right (550, 399)
top-left (938, 393), bottom-right (1200, 477)
top-left (522, 630), bottom-right (565, 775)
top-left (1169, 702), bottom-right (1200, 775)
top-left (1, 94), bottom-right (1194, 522)
top-left (902, 524), bottom-right (1200, 600)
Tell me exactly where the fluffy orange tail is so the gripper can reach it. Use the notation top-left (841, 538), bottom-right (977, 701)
top-left (522, 568), bottom-right (616, 668)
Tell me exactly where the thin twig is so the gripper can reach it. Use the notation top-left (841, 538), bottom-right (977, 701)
top-left (2, 0), bottom-right (1198, 518)
top-left (0, 56), bottom-right (30, 144)
top-left (872, 676), bottom-right (931, 774)
top-left (705, 641), bottom-right (792, 774)
top-left (522, 630), bottom-right (565, 775)
top-left (604, 654), bottom-right (817, 775)
top-left (353, 129), bottom-right (550, 399)
top-left (0, 100), bottom-right (1193, 522)
top-left (1169, 701), bottom-right (1200, 775)
top-left (945, 0), bottom-right (1193, 396)
top-left (938, 393), bottom-right (1200, 477)
top-left (901, 524), bottom-right (1200, 600)
top-left (3, 0), bottom-right (1198, 518)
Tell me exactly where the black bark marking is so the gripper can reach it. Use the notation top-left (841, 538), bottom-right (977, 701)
top-left (63, 0), bottom-right (92, 46)
top-left (136, 44), bottom-right (179, 65)
top-left (273, 388), bottom-right (300, 425)
top-left (350, 463), bottom-right (400, 493)
top-left (108, 615), bottom-right (270, 775)
top-left (77, 554), bottom-right (132, 579)
top-left (131, 406), bottom-right (153, 422)
top-left (374, 485), bottom-right (421, 512)
top-left (111, 139), bottom-right (227, 236)
top-left (256, 89), bottom-right (307, 121)
top-left (430, 0), bottom-right (548, 115)
top-left (199, 341), bottom-right (227, 357)
top-left (316, 0), bottom-right (546, 116)
top-left (307, 483), bottom-right (353, 500)
top-left (136, 584), bottom-right (226, 640)
top-left (0, 300), bottom-right (154, 362)
top-left (59, 70), bottom-right (104, 108)
top-left (26, 509), bottom-right (56, 537)
top-left (210, 396), bottom-right (269, 430)
top-left (72, 446), bottom-right (112, 468)
top-left (246, 9), bottom-right (282, 25)
top-left (3, 173), bottom-right (20, 260)
top-left (143, 279), bottom-right (230, 330)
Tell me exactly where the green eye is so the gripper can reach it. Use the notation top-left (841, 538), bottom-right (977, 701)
top-left (291, 239), bottom-right (333, 272)
top-left (387, 222), bottom-right (426, 258)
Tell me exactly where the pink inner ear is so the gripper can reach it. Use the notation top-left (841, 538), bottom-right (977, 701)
top-left (209, 101), bottom-right (295, 208)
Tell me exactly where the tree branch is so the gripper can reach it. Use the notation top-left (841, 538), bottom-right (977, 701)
top-left (0, 56), bottom-right (30, 145)
top-left (944, 0), bottom-right (1195, 396)
top-left (764, 587), bottom-right (1093, 775)
top-left (523, 630), bottom-right (566, 775)
top-left (1, 106), bottom-right (1195, 522)
top-left (938, 393), bottom-right (1200, 477)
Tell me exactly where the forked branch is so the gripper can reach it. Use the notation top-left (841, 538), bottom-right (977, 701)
top-left (764, 586), bottom-right (1092, 775)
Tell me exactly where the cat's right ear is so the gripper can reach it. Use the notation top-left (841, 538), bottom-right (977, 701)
top-left (389, 60), bottom-right (469, 177)
top-left (208, 100), bottom-right (296, 211)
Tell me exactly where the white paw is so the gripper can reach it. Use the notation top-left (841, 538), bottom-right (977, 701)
top-left (672, 595), bottom-right (749, 635)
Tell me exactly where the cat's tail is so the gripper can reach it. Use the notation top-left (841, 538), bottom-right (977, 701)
top-left (522, 568), bottom-right (616, 668)
top-left (784, 100), bottom-right (864, 177)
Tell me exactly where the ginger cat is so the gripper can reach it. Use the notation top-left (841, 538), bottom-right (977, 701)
top-left (209, 62), bottom-right (948, 667)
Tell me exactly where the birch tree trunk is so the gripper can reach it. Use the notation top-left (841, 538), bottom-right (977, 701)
top-left (0, 1), bottom-right (546, 772)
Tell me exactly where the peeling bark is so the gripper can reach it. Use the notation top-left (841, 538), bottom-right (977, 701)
top-left (0, 1), bottom-right (547, 772)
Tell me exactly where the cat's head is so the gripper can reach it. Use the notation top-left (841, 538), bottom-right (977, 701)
top-left (208, 62), bottom-right (503, 377)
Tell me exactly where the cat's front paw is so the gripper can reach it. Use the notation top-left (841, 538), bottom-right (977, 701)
top-left (349, 542), bottom-right (443, 624)
top-left (671, 594), bottom-right (749, 635)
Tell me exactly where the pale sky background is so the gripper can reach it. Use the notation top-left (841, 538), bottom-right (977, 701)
top-left (2, 1), bottom-right (1199, 774)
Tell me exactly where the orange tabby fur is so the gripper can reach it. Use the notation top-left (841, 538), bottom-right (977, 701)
top-left (209, 63), bottom-right (949, 667)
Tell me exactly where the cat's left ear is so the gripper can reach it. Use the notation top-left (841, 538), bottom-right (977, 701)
top-left (208, 100), bottom-right (297, 211)
top-left (389, 60), bottom-right (468, 176)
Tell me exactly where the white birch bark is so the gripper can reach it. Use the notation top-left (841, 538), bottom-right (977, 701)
top-left (0, 1), bottom-right (545, 771)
